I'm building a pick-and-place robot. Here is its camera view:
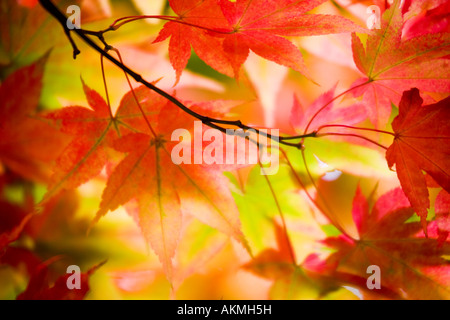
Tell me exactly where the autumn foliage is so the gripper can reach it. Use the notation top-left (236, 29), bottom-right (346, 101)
top-left (0, 0), bottom-right (449, 300)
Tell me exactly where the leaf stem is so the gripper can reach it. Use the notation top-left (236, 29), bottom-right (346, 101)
top-left (107, 15), bottom-right (234, 35)
top-left (109, 15), bottom-right (176, 28)
top-left (316, 124), bottom-right (395, 136)
top-left (100, 55), bottom-right (114, 118)
top-left (302, 81), bottom-right (371, 135)
top-left (279, 132), bottom-right (318, 141)
top-left (110, 47), bottom-right (158, 138)
top-left (318, 132), bottom-right (388, 150)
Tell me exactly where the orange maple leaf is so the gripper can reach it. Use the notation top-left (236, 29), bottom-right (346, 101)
top-left (89, 86), bottom-right (250, 283)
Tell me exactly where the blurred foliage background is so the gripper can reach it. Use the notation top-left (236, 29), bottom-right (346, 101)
top-left (0, 0), bottom-right (414, 300)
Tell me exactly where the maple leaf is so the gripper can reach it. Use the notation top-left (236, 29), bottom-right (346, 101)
top-left (0, 184), bottom-right (77, 257)
top-left (91, 86), bottom-right (249, 283)
top-left (0, 55), bottom-right (68, 183)
top-left (0, 0), bottom-right (71, 66)
top-left (17, 0), bottom-right (38, 8)
top-left (310, 187), bottom-right (450, 299)
top-left (16, 259), bottom-right (105, 300)
top-left (155, 0), bottom-right (366, 81)
top-left (243, 220), bottom-right (360, 299)
top-left (243, 221), bottom-right (296, 280)
top-left (301, 252), bottom-right (401, 299)
top-left (386, 88), bottom-right (450, 228)
top-left (403, 1), bottom-right (450, 40)
top-left (243, 221), bottom-right (323, 300)
top-left (25, 190), bottom-right (83, 242)
top-left (0, 247), bottom-right (41, 277)
top-left (43, 82), bottom-right (163, 200)
top-left (287, 85), bottom-right (388, 180)
top-left (435, 190), bottom-right (450, 244)
top-left (290, 83), bottom-right (366, 131)
top-left (350, 1), bottom-right (450, 128)
top-left (402, 0), bottom-right (449, 20)
top-left (44, 80), bottom-right (119, 195)
top-left (0, 201), bottom-right (32, 252)
top-left (219, 0), bottom-right (365, 76)
top-left (172, 220), bottom-right (229, 291)
top-left (242, 195), bottom-right (400, 299)
top-left (153, 0), bottom-right (233, 82)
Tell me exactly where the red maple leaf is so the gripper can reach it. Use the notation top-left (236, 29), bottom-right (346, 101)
top-left (16, 259), bottom-right (105, 300)
top-left (386, 88), bottom-right (450, 229)
top-left (350, 1), bottom-right (450, 128)
top-left (290, 83), bottom-right (366, 132)
top-left (155, 0), bottom-right (365, 81)
top-left (153, 0), bottom-right (233, 82)
top-left (306, 187), bottom-right (450, 299)
top-left (0, 201), bottom-right (32, 252)
top-left (402, 1), bottom-right (450, 40)
top-left (218, 0), bottom-right (365, 77)
top-left (0, 55), bottom-right (68, 183)
top-left (17, 0), bottom-right (38, 8)
top-left (435, 190), bottom-right (450, 244)
top-left (243, 218), bottom-right (394, 299)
